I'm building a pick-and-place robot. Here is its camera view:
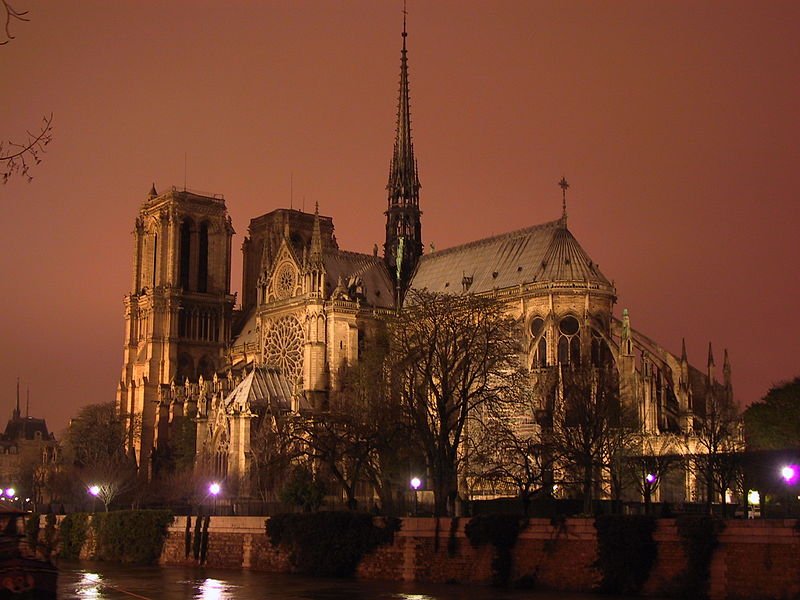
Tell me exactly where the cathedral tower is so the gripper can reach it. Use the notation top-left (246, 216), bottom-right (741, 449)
top-left (384, 13), bottom-right (422, 301)
top-left (117, 186), bottom-right (235, 475)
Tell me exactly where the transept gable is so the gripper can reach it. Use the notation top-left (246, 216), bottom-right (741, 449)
top-left (261, 237), bottom-right (302, 304)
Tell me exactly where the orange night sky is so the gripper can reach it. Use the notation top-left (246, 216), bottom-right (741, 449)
top-left (1, 1), bottom-right (799, 435)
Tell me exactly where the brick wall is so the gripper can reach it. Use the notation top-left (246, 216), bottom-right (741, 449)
top-left (147, 516), bottom-right (800, 599)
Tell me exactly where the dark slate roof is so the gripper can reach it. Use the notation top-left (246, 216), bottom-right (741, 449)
top-left (224, 366), bottom-right (292, 413)
top-left (322, 250), bottom-right (395, 308)
top-left (3, 416), bottom-right (53, 441)
top-left (410, 219), bottom-right (611, 294)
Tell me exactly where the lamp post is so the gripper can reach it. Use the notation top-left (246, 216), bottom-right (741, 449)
top-left (781, 465), bottom-right (798, 518)
top-left (410, 477), bottom-right (421, 516)
top-left (88, 485), bottom-right (100, 513)
top-left (209, 482), bottom-right (221, 515)
top-left (644, 473), bottom-right (656, 514)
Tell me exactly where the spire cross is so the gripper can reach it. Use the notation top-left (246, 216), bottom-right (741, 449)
top-left (403, 0), bottom-right (407, 37)
top-left (558, 176), bottom-right (569, 219)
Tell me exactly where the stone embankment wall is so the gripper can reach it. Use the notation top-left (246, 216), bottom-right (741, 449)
top-left (156, 516), bottom-right (800, 600)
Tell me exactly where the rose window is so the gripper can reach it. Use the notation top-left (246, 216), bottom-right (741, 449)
top-left (275, 263), bottom-right (296, 299)
top-left (263, 315), bottom-right (304, 384)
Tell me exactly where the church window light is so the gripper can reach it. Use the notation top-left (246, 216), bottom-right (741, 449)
top-left (263, 315), bottom-right (305, 386)
top-left (198, 222), bottom-right (209, 293)
top-left (179, 219), bottom-right (192, 290)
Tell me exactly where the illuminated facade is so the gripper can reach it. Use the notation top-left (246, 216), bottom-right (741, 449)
top-left (116, 19), bottom-right (734, 504)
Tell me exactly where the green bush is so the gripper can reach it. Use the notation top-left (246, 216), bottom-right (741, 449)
top-left (594, 515), bottom-right (657, 595)
top-left (266, 511), bottom-right (401, 577)
top-left (674, 515), bottom-right (725, 599)
top-left (91, 510), bottom-right (173, 564)
top-left (59, 513), bottom-right (89, 560)
top-left (24, 513), bottom-right (40, 550)
top-left (465, 514), bottom-right (527, 586)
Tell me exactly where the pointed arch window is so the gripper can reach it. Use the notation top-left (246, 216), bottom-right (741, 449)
top-left (198, 222), bottom-right (209, 293)
top-left (557, 315), bottom-right (581, 365)
top-left (179, 218), bottom-right (192, 290)
top-left (530, 317), bottom-right (547, 368)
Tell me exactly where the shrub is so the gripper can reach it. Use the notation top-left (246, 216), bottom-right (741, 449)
top-left (59, 513), bottom-right (89, 560)
top-left (465, 514), bottom-right (527, 586)
top-left (674, 515), bottom-right (725, 599)
top-left (24, 513), bottom-right (40, 550)
top-left (91, 510), bottom-right (173, 564)
top-left (593, 515), bottom-right (657, 595)
top-left (266, 511), bottom-right (401, 577)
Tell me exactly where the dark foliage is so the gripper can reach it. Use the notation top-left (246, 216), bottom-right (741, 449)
top-left (674, 515), bottom-right (725, 599)
top-left (265, 511), bottom-right (401, 577)
top-left (593, 515), bottom-right (657, 595)
top-left (59, 513), bottom-right (89, 560)
top-left (91, 510), bottom-right (173, 564)
top-left (465, 514), bottom-right (527, 586)
top-left (24, 512), bottom-right (40, 551)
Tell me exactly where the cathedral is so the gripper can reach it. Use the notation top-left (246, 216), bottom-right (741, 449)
top-left (116, 19), bottom-right (733, 503)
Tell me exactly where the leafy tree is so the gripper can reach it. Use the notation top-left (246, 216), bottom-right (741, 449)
top-left (279, 464), bottom-right (325, 512)
top-left (743, 377), bottom-right (800, 450)
top-left (389, 290), bottom-right (523, 516)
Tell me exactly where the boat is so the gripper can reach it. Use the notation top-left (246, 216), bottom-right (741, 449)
top-left (0, 506), bottom-right (57, 599)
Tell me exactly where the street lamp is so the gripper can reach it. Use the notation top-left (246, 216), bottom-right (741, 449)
top-left (781, 465), bottom-right (797, 485)
top-left (410, 477), bottom-right (421, 516)
top-left (88, 485), bottom-right (100, 512)
top-left (209, 482), bottom-right (221, 515)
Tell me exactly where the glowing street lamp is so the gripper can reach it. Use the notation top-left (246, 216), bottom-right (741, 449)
top-left (645, 473), bottom-right (657, 485)
top-left (781, 465), bottom-right (797, 485)
top-left (209, 482), bottom-right (221, 515)
top-left (410, 477), bottom-right (421, 516)
top-left (4, 488), bottom-right (15, 498)
top-left (88, 485), bottom-right (100, 497)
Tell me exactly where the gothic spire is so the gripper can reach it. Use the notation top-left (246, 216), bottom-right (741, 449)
top-left (384, 6), bottom-right (423, 302)
top-left (387, 9), bottom-right (420, 204)
top-left (309, 202), bottom-right (323, 265)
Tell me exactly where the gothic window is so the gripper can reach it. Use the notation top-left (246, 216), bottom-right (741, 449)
top-left (591, 331), bottom-right (611, 367)
top-left (198, 355), bottom-right (215, 380)
top-left (274, 263), bottom-right (297, 299)
top-left (152, 233), bottom-right (158, 286)
top-left (263, 315), bottom-right (304, 385)
top-left (177, 353), bottom-right (194, 383)
top-left (530, 317), bottom-right (547, 368)
top-left (179, 218), bottom-right (192, 290)
top-left (198, 222), bottom-right (209, 293)
top-left (557, 315), bottom-right (581, 365)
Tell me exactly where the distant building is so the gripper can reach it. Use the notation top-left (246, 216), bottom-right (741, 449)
top-left (0, 385), bottom-right (58, 509)
top-left (116, 18), bottom-right (735, 504)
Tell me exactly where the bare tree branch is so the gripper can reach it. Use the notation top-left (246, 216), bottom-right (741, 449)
top-left (0, 0), bottom-right (29, 45)
top-left (2, 113), bottom-right (54, 183)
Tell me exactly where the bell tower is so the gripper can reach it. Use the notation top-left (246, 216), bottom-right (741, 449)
top-left (384, 11), bottom-right (422, 302)
top-left (117, 185), bottom-right (235, 475)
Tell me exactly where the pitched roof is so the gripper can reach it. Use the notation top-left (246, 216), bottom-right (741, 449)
top-left (322, 250), bottom-right (395, 308)
top-left (224, 366), bottom-right (292, 413)
top-left (410, 220), bottom-right (611, 294)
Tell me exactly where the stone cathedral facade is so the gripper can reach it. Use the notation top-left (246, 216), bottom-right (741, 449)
top-left (116, 21), bottom-right (733, 501)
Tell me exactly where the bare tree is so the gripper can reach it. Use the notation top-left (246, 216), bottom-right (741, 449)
top-left (624, 433), bottom-right (684, 514)
top-left (1, 1), bottom-right (54, 183)
top-left (546, 364), bottom-right (636, 514)
top-left (249, 411), bottom-right (296, 504)
top-left (691, 391), bottom-right (743, 515)
top-left (63, 402), bottom-right (139, 510)
top-left (467, 405), bottom-right (554, 515)
top-left (389, 289), bottom-right (523, 516)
